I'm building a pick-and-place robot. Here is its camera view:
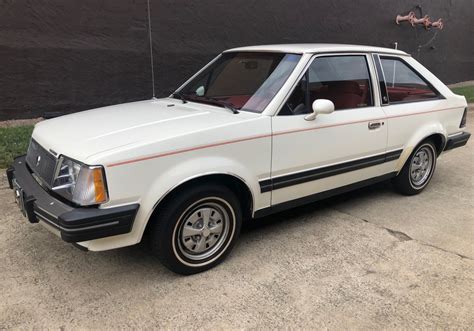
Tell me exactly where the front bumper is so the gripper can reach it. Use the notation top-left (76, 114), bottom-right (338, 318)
top-left (6, 155), bottom-right (139, 243)
top-left (444, 131), bottom-right (471, 151)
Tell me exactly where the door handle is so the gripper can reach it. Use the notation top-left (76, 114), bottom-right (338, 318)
top-left (368, 121), bottom-right (382, 130)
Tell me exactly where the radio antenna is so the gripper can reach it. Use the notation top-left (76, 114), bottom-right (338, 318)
top-left (146, 0), bottom-right (156, 98)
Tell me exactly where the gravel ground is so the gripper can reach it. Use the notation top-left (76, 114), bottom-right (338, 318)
top-left (0, 113), bottom-right (472, 329)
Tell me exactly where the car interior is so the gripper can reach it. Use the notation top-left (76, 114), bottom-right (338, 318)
top-left (279, 55), bottom-right (373, 115)
top-left (279, 78), bottom-right (373, 115)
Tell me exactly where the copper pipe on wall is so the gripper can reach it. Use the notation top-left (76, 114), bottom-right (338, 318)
top-left (430, 18), bottom-right (444, 30)
top-left (396, 12), bottom-right (416, 25)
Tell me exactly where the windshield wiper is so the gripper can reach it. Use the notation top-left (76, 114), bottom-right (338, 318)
top-left (174, 94), bottom-right (240, 114)
top-left (171, 91), bottom-right (188, 104)
top-left (204, 97), bottom-right (240, 114)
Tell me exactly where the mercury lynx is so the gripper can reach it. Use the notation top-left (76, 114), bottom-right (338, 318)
top-left (7, 44), bottom-right (470, 274)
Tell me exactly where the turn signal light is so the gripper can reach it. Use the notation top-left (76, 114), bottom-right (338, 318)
top-left (92, 168), bottom-right (107, 203)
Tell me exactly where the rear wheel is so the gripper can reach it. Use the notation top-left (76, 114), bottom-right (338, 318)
top-left (392, 140), bottom-right (437, 195)
top-left (150, 184), bottom-right (242, 275)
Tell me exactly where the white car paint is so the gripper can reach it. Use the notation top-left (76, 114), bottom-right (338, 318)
top-left (29, 44), bottom-right (468, 251)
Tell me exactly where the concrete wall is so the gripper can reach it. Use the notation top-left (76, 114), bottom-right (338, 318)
top-left (1, 0), bottom-right (472, 120)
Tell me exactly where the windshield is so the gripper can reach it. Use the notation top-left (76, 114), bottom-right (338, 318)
top-left (177, 52), bottom-right (302, 113)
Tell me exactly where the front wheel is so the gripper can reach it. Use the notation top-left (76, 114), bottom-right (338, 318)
top-left (150, 184), bottom-right (242, 275)
top-left (392, 140), bottom-right (437, 195)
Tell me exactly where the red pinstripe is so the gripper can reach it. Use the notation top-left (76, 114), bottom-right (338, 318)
top-left (107, 133), bottom-right (272, 167)
top-left (106, 106), bottom-right (461, 167)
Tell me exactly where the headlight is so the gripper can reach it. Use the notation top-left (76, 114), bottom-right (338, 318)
top-left (52, 156), bottom-right (108, 206)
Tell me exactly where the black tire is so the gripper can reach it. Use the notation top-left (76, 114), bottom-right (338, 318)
top-left (149, 183), bottom-right (242, 275)
top-left (392, 140), bottom-right (437, 195)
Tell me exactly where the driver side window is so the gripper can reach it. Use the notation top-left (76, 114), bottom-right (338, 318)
top-left (279, 72), bottom-right (310, 115)
top-left (279, 55), bottom-right (373, 116)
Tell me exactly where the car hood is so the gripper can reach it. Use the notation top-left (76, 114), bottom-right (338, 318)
top-left (32, 98), bottom-right (259, 163)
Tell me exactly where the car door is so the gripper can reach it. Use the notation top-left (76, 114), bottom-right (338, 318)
top-left (269, 54), bottom-right (391, 206)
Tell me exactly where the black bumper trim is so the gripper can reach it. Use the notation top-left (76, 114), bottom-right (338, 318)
top-left (444, 132), bottom-right (471, 151)
top-left (7, 155), bottom-right (139, 243)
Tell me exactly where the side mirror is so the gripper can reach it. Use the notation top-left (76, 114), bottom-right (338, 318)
top-left (195, 85), bottom-right (205, 97)
top-left (304, 99), bottom-right (335, 121)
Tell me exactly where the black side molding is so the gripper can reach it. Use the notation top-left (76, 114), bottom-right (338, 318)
top-left (260, 149), bottom-right (402, 193)
top-left (254, 172), bottom-right (397, 218)
top-left (444, 132), bottom-right (471, 151)
top-left (259, 179), bottom-right (272, 193)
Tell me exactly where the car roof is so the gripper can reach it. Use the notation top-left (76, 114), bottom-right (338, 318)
top-left (224, 43), bottom-right (408, 56)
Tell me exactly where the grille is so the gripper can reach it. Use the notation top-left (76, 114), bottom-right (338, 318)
top-left (26, 139), bottom-right (58, 187)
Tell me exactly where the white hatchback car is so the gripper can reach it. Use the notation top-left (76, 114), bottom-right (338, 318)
top-left (8, 44), bottom-right (470, 274)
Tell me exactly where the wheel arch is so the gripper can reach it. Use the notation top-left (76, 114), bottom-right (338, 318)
top-left (428, 133), bottom-right (447, 156)
top-left (142, 172), bottom-right (254, 239)
top-left (397, 130), bottom-right (446, 173)
top-left (418, 132), bottom-right (446, 155)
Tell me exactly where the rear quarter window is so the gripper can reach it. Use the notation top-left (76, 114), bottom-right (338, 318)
top-left (380, 57), bottom-right (438, 103)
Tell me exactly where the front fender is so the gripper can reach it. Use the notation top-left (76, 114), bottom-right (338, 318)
top-left (137, 155), bottom-right (263, 240)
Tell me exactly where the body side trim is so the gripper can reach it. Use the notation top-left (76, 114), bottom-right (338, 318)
top-left (254, 172), bottom-right (397, 218)
top-left (261, 148), bottom-right (401, 182)
top-left (259, 149), bottom-right (402, 192)
top-left (107, 133), bottom-right (272, 167)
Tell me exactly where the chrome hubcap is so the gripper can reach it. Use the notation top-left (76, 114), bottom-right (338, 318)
top-left (410, 146), bottom-right (433, 187)
top-left (177, 202), bottom-right (230, 260)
